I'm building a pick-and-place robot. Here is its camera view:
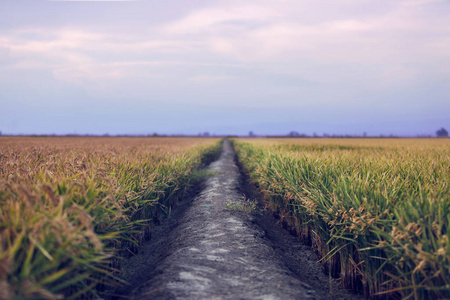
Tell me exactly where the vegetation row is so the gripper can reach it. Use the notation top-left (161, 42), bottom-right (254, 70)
top-left (233, 138), bottom-right (449, 299)
top-left (0, 137), bottom-right (221, 299)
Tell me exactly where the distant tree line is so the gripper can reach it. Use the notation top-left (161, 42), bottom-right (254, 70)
top-left (246, 127), bottom-right (449, 138)
top-left (2, 127), bottom-right (448, 138)
top-left (436, 128), bottom-right (448, 137)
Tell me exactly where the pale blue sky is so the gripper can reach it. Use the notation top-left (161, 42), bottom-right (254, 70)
top-left (1, 0), bottom-right (449, 136)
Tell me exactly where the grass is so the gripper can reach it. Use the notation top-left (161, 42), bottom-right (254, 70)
top-left (225, 195), bottom-right (259, 214)
top-left (233, 138), bottom-right (450, 299)
top-left (0, 136), bottom-right (221, 299)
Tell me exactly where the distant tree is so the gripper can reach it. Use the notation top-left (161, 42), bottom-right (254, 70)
top-left (203, 132), bottom-right (210, 137)
top-left (0, 130), bottom-right (2, 136)
top-left (363, 132), bottom-right (367, 137)
top-left (249, 131), bottom-right (255, 137)
top-left (436, 128), bottom-right (448, 137)
top-left (288, 131), bottom-right (300, 137)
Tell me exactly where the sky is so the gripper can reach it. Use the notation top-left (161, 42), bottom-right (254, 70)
top-left (0, 0), bottom-right (449, 136)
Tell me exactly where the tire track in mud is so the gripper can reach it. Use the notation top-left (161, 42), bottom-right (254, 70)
top-left (111, 140), bottom-right (362, 300)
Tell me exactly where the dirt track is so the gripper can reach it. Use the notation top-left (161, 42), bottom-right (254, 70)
top-left (111, 140), bottom-right (362, 300)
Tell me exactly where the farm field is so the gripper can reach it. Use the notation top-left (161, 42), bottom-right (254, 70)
top-left (111, 138), bottom-right (362, 300)
top-left (0, 137), bottom-right (221, 299)
top-left (233, 138), bottom-right (450, 299)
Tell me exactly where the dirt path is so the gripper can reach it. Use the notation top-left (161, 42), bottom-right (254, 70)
top-left (112, 140), bottom-right (362, 300)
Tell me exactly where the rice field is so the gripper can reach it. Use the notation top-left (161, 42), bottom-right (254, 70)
top-left (0, 137), bottom-right (221, 299)
top-left (233, 138), bottom-right (450, 299)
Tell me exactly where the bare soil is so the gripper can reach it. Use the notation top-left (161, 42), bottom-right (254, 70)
top-left (109, 139), bottom-right (363, 300)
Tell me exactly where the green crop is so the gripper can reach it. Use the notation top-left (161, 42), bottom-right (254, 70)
top-left (233, 138), bottom-right (450, 299)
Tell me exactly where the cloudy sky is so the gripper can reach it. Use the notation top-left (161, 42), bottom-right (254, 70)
top-left (1, 0), bottom-right (449, 136)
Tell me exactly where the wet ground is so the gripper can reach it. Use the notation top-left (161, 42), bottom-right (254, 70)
top-left (110, 140), bottom-right (362, 300)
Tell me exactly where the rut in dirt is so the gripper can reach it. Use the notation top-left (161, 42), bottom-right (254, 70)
top-left (112, 139), bottom-right (361, 300)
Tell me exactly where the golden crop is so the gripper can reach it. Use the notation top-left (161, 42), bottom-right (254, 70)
top-left (0, 137), bottom-right (221, 299)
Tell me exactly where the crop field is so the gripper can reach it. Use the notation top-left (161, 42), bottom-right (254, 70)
top-left (233, 138), bottom-right (450, 299)
top-left (0, 137), bottom-right (221, 299)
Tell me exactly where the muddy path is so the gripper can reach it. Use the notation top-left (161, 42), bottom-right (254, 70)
top-left (111, 140), bottom-right (362, 300)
